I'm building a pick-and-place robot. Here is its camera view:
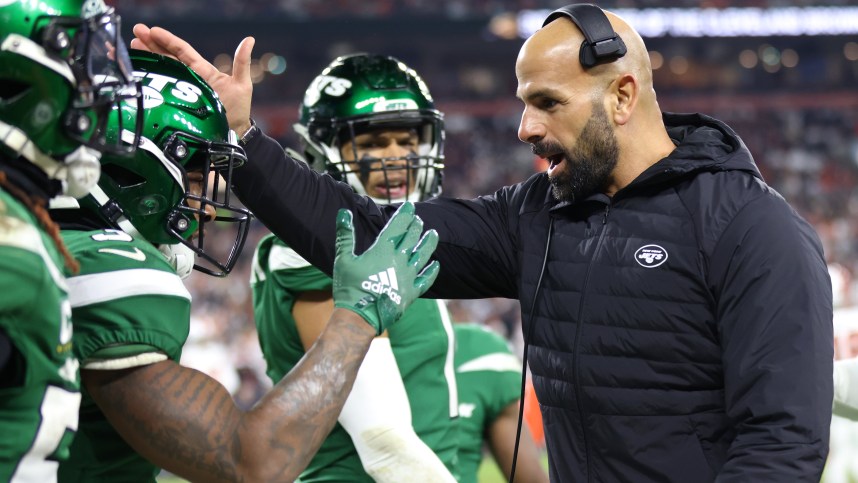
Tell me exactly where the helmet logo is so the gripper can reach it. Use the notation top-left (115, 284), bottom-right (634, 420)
top-left (141, 86), bottom-right (164, 109)
top-left (33, 102), bottom-right (54, 128)
top-left (134, 71), bottom-right (203, 106)
top-left (372, 98), bottom-right (419, 112)
top-left (634, 244), bottom-right (668, 268)
top-left (304, 75), bottom-right (352, 107)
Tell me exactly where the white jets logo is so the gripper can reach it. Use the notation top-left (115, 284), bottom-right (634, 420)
top-left (361, 267), bottom-right (402, 304)
top-left (98, 247), bottom-right (147, 261)
top-left (303, 75), bottom-right (352, 107)
top-left (635, 244), bottom-right (668, 268)
top-left (133, 71), bottom-right (203, 106)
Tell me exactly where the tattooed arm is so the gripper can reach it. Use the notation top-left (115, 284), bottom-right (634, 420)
top-left (81, 204), bottom-right (439, 482)
top-left (84, 309), bottom-right (375, 483)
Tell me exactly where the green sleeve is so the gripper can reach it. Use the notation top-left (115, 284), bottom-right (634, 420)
top-left (251, 234), bottom-right (329, 384)
top-left (63, 230), bottom-right (192, 365)
top-left (266, 236), bottom-right (333, 293)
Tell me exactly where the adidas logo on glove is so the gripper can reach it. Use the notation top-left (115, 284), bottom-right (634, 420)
top-left (362, 267), bottom-right (402, 305)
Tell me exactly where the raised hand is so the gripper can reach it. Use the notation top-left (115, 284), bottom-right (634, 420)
top-left (332, 203), bottom-right (440, 335)
top-left (130, 24), bottom-right (254, 135)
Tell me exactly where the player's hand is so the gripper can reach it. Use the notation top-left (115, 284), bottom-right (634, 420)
top-left (332, 202), bottom-right (439, 335)
top-left (130, 24), bottom-right (254, 135)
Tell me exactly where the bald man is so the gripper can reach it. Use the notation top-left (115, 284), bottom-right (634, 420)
top-left (132, 4), bottom-right (833, 481)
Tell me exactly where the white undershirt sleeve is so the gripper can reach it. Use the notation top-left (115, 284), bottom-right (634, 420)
top-left (337, 338), bottom-right (456, 483)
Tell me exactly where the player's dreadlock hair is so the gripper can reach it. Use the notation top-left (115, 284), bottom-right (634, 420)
top-left (0, 171), bottom-right (79, 274)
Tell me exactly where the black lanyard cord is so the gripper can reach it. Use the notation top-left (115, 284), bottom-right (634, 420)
top-left (509, 216), bottom-right (553, 483)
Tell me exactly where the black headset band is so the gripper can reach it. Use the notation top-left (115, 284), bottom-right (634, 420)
top-left (542, 3), bottom-right (627, 68)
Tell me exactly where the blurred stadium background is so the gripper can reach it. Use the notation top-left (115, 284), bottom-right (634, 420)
top-left (112, 0), bottom-right (858, 481)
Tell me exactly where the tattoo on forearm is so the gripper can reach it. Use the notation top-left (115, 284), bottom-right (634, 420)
top-left (88, 311), bottom-right (374, 483)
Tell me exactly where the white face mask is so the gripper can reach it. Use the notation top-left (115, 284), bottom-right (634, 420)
top-left (158, 243), bottom-right (196, 280)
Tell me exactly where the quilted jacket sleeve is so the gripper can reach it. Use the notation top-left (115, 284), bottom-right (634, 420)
top-left (232, 131), bottom-right (520, 300)
top-left (709, 192), bottom-right (833, 482)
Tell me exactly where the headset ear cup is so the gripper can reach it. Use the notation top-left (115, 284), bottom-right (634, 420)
top-left (579, 39), bottom-right (596, 68)
top-left (579, 38), bottom-right (628, 68)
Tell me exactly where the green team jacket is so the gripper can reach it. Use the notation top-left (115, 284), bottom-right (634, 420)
top-left (251, 233), bottom-right (460, 482)
top-left (0, 189), bottom-right (79, 482)
top-left (57, 228), bottom-right (191, 483)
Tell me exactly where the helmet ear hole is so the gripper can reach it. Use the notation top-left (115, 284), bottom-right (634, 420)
top-left (102, 163), bottom-right (146, 189)
top-left (0, 79), bottom-right (29, 102)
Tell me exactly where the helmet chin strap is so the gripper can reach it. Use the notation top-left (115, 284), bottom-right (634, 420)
top-left (87, 185), bottom-right (140, 236)
top-left (0, 120), bottom-right (101, 199)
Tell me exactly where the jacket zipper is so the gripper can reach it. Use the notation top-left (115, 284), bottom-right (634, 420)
top-left (574, 201), bottom-right (612, 482)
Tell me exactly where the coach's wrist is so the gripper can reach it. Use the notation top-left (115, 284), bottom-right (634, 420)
top-left (236, 118), bottom-right (256, 145)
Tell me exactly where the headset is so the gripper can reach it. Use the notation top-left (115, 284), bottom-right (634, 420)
top-left (542, 3), bottom-right (627, 68)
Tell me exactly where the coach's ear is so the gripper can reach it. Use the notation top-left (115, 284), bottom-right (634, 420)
top-left (610, 73), bottom-right (638, 126)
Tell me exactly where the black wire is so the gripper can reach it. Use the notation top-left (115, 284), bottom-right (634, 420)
top-left (509, 217), bottom-right (553, 483)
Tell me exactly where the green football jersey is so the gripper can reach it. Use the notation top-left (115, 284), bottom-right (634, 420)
top-left (0, 188), bottom-right (80, 483)
top-left (251, 234), bottom-right (459, 482)
top-left (453, 323), bottom-right (522, 483)
top-left (56, 229), bottom-right (192, 483)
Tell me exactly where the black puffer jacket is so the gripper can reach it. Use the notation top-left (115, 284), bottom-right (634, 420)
top-left (234, 112), bottom-right (833, 482)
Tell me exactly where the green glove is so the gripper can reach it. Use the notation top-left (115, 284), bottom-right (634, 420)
top-left (332, 202), bottom-right (440, 335)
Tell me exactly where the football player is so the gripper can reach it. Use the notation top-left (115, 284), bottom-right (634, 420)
top-left (250, 53), bottom-right (458, 482)
top-left (0, 0), bottom-right (139, 480)
top-left (453, 323), bottom-right (548, 483)
top-left (52, 50), bottom-right (440, 483)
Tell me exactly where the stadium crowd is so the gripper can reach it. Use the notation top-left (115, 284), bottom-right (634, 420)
top-left (115, 0), bottom-right (858, 20)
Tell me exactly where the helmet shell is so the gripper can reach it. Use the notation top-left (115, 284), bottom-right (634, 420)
top-left (0, 0), bottom-right (90, 157)
top-left (85, 50), bottom-right (250, 276)
top-left (0, 0), bottom-right (140, 163)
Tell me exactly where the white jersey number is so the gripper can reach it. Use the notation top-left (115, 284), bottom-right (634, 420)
top-left (11, 386), bottom-right (81, 483)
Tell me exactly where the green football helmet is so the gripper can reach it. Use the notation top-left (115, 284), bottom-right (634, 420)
top-left (0, 0), bottom-right (142, 198)
top-left (85, 50), bottom-right (251, 277)
top-left (297, 53), bottom-right (444, 203)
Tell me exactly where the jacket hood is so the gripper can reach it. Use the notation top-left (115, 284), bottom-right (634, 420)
top-left (537, 112), bottom-right (762, 211)
top-left (656, 112), bottom-right (761, 179)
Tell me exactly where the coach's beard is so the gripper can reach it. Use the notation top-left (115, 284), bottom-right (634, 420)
top-left (546, 106), bottom-right (619, 204)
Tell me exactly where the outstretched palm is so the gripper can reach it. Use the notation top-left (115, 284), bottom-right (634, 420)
top-left (130, 24), bottom-right (255, 134)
